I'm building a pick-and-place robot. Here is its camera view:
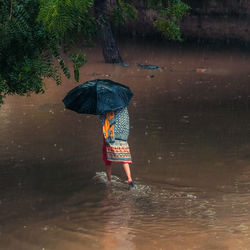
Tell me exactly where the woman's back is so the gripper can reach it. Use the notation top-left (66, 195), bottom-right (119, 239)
top-left (100, 107), bottom-right (130, 141)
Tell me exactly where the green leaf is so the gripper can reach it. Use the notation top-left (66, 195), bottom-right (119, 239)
top-left (70, 51), bottom-right (87, 82)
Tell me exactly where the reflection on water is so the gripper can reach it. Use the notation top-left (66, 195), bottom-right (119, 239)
top-left (0, 41), bottom-right (250, 249)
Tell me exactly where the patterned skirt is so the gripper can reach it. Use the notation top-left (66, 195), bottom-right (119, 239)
top-left (103, 138), bottom-right (132, 165)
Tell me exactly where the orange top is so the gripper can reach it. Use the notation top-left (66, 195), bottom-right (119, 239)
top-left (102, 111), bottom-right (115, 142)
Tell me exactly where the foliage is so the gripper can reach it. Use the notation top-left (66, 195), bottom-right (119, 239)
top-left (70, 51), bottom-right (87, 82)
top-left (0, 0), bottom-right (90, 106)
top-left (38, 0), bottom-right (189, 42)
top-left (0, 0), bottom-right (190, 105)
top-left (153, 0), bottom-right (191, 41)
top-left (37, 0), bottom-right (96, 41)
top-left (111, 0), bottom-right (138, 27)
top-left (110, 0), bottom-right (190, 40)
top-left (0, 0), bottom-right (60, 105)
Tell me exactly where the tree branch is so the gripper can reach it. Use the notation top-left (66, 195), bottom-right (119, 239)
top-left (9, 0), bottom-right (13, 20)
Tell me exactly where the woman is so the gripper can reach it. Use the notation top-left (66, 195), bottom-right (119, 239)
top-left (100, 107), bottom-right (136, 189)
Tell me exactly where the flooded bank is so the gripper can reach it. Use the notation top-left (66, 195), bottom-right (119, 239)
top-left (0, 41), bottom-right (250, 249)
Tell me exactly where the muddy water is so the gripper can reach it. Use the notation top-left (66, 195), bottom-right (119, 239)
top-left (1, 41), bottom-right (250, 250)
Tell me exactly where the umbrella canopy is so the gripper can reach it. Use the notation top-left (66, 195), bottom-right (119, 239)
top-left (62, 79), bottom-right (133, 115)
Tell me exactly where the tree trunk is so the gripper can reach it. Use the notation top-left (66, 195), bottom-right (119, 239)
top-left (94, 0), bottom-right (123, 63)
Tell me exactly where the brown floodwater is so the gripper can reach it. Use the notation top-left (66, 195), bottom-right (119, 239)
top-left (0, 40), bottom-right (250, 250)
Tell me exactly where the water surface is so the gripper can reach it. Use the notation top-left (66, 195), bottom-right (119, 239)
top-left (0, 41), bottom-right (250, 250)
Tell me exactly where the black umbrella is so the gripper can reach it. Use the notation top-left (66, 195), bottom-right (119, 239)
top-left (62, 79), bottom-right (133, 115)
